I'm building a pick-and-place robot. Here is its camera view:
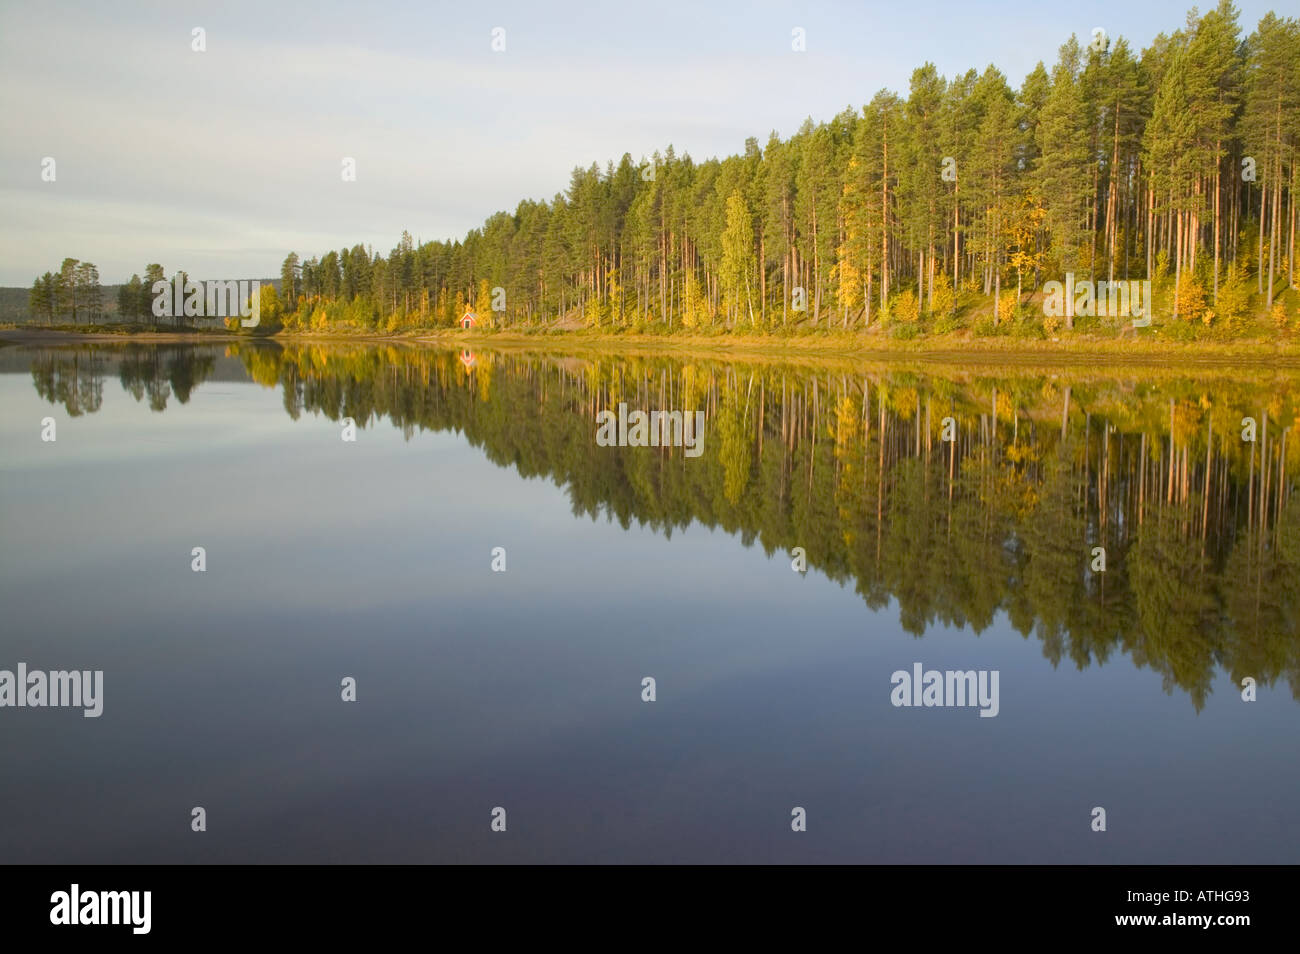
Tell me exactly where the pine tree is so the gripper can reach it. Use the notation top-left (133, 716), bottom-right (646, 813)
top-left (1037, 38), bottom-right (1091, 325)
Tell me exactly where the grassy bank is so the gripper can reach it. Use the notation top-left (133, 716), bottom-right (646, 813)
top-left (6, 320), bottom-right (1300, 368)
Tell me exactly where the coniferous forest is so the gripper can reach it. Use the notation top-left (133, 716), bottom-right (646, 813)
top-left (23, 5), bottom-right (1300, 341)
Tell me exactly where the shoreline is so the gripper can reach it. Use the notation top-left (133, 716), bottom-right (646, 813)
top-left (4, 325), bottom-right (1300, 368)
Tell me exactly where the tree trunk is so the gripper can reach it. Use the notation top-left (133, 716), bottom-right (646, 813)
top-left (881, 121), bottom-right (889, 316)
top-left (1107, 107), bottom-right (1120, 285)
top-left (1267, 111), bottom-right (1282, 305)
top-left (1173, 205), bottom-right (1183, 321)
top-left (1212, 142), bottom-right (1221, 303)
top-left (1258, 171), bottom-right (1267, 295)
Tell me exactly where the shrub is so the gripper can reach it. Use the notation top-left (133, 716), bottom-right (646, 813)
top-left (1011, 318), bottom-right (1046, 339)
top-left (997, 290), bottom-right (1018, 324)
top-left (1174, 274), bottom-right (1207, 323)
top-left (1216, 262), bottom-right (1253, 327)
top-left (929, 272), bottom-right (954, 318)
top-left (1159, 317), bottom-right (1197, 342)
top-left (892, 289), bottom-right (920, 323)
top-left (932, 314), bottom-right (961, 335)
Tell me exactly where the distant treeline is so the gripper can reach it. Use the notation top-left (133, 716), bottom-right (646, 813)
top-left (17, 265), bottom-right (280, 326)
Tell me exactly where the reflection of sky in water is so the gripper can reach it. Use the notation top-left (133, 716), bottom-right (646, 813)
top-left (1, 363), bottom-right (1297, 864)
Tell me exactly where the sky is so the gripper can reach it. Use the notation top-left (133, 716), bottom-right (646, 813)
top-left (0, 0), bottom-right (1284, 286)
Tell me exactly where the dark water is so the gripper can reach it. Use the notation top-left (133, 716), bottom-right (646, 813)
top-left (1, 341), bottom-right (1297, 863)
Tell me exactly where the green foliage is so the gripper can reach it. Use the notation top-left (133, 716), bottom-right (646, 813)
top-left (931, 313), bottom-right (962, 335)
top-left (1010, 317), bottom-right (1047, 339)
top-left (1158, 317), bottom-right (1198, 342)
top-left (1216, 262), bottom-right (1253, 328)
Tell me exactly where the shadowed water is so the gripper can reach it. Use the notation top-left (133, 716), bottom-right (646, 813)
top-left (1, 341), bottom-right (1297, 863)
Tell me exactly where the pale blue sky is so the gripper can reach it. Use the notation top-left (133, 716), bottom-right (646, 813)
top-left (0, 0), bottom-right (1282, 285)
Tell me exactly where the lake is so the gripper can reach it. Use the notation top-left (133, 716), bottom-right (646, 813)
top-left (1, 340), bottom-right (1297, 863)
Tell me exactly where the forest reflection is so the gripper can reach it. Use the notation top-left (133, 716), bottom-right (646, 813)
top-left (24, 341), bottom-right (1300, 708)
top-left (29, 345), bottom-right (216, 414)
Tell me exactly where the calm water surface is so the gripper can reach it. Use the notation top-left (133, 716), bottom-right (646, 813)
top-left (1, 341), bottom-right (1297, 863)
